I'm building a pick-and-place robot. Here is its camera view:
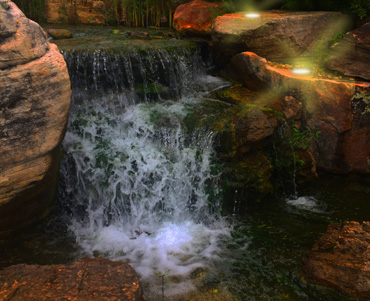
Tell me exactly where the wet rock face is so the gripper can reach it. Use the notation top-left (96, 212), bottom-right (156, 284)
top-left (226, 51), bottom-right (370, 173)
top-left (327, 22), bottom-right (370, 81)
top-left (0, 258), bottom-right (144, 300)
top-left (210, 11), bottom-right (349, 66)
top-left (303, 222), bottom-right (370, 299)
top-left (0, 1), bottom-right (71, 237)
top-left (173, 0), bottom-right (224, 36)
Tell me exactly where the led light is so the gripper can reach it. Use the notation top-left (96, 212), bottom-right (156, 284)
top-left (292, 68), bottom-right (311, 75)
top-left (245, 13), bottom-right (260, 18)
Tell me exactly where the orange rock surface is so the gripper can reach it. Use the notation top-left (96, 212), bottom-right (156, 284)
top-left (226, 51), bottom-right (370, 173)
top-left (173, 0), bottom-right (224, 35)
top-left (303, 222), bottom-right (370, 299)
top-left (0, 258), bottom-right (144, 300)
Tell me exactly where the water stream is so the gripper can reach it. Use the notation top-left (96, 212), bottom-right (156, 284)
top-left (58, 46), bottom-right (233, 298)
top-left (1, 38), bottom-right (368, 301)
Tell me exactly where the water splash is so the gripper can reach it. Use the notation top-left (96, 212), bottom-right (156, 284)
top-left (286, 196), bottom-right (326, 213)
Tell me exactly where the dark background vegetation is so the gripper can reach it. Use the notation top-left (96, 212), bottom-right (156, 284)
top-left (12, 0), bottom-right (370, 26)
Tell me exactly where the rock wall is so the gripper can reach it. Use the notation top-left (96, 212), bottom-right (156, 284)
top-left (226, 52), bottom-right (370, 174)
top-left (45, 0), bottom-right (111, 24)
top-left (0, 1), bottom-right (71, 237)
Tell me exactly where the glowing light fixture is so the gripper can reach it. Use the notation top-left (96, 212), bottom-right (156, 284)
top-left (245, 13), bottom-right (260, 18)
top-left (292, 68), bottom-right (311, 75)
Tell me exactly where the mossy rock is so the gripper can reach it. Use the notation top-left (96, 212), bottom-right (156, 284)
top-left (53, 36), bottom-right (197, 54)
top-left (220, 151), bottom-right (274, 209)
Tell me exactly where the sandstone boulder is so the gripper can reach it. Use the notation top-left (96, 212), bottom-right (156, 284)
top-left (226, 51), bottom-right (370, 173)
top-left (0, 258), bottom-right (144, 300)
top-left (327, 22), bottom-right (370, 80)
top-left (303, 222), bottom-right (370, 299)
top-left (0, 1), bottom-right (71, 237)
top-left (0, 1), bottom-right (49, 69)
top-left (210, 11), bottom-right (349, 66)
top-left (173, 0), bottom-right (224, 36)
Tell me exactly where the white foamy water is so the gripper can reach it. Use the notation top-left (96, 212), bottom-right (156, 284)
top-left (60, 91), bottom-right (231, 298)
top-left (286, 196), bottom-right (325, 213)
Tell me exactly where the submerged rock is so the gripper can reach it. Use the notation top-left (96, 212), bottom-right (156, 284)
top-left (303, 222), bottom-right (370, 299)
top-left (0, 1), bottom-right (71, 237)
top-left (226, 51), bottom-right (370, 173)
top-left (0, 258), bottom-right (144, 300)
top-left (47, 28), bottom-right (73, 40)
top-left (173, 0), bottom-right (224, 36)
top-left (210, 10), bottom-right (349, 66)
top-left (327, 22), bottom-right (370, 80)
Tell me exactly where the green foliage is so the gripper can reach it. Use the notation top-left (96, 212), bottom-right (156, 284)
top-left (350, 0), bottom-right (370, 19)
top-left (289, 123), bottom-right (320, 150)
top-left (281, 0), bottom-right (370, 19)
top-left (155, 270), bottom-right (171, 301)
top-left (329, 30), bottom-right (346, 46)
top-left (351, 91), bottom-right (370, 114)
top-left (118, 0), bottom-right (174, 27)
top-left (13, 0), bottom-right (45, 22)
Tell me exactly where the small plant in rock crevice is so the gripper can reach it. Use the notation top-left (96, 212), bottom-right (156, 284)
top-left (352, 90), bottom-right (370, 115)
top-left (155, 270), bottom-right (172, 301)
top-left (289, 123), bottom-right (321, 150)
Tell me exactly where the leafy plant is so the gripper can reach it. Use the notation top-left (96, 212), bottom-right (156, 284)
top-left (329, 30), bottom-right (346, 46)
top-left (281, 0), bottom-right (370, 19)
top-left (155, 270), bottom-right (172, 301)
top-left (13, 0), bottom-right (45, 22)
top-left (352, 91), bottom-right (370, 115)
top-left (289, 123), bottom-right (321, 150)
top-left (350, 0), bottom-right (370, 19)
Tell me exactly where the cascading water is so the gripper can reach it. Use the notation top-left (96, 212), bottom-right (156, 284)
top-left (58, 44), bottom-right (231, 298)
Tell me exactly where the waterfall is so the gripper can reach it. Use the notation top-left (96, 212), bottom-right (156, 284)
top-left (58, 45), bottom-right (231, 288)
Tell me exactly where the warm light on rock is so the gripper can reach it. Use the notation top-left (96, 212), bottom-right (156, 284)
top-left (245, 13), bottom-right (260, 18)
top-left (292, 68), bottom-right (311, 75)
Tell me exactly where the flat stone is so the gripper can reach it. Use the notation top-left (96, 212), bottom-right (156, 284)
top-left (303, 222), bottom-right (370, 299)
top-left (327, 22), bottom-right (370, 80)
top-left (48, 28), bottom-right (73, 39)
top-left (0, 258), bottom-right (144, 300)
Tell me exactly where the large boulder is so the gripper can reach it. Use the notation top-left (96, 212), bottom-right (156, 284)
top-left (0, 258), bottom-right (144, 300)
top-left (226, 51), bottom-right (370, 173)
top-left (210, 11), bottom-right (349, 66)
top-left (0, 1), bottom-right (49, 68)
top-left (173, 0), bottom-right (224, 36)
top-left (327, 22), bottom-right (370, 80)
top-left (302, 222), bottom-right (370, 299)
top-left (0, 1), bottom-right (71, 237)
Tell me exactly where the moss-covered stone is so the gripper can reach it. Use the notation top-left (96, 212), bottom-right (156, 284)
top-left (53, 35), bottom-right (197, 53)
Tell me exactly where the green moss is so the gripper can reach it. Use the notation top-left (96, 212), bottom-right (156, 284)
top-left (50, 27), bottom-right (196, 53)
